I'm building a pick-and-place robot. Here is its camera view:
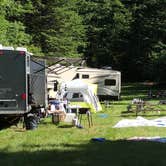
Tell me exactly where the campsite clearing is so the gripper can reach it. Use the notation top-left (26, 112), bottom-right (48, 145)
top-left (0, 83), bottom-right (166, 166)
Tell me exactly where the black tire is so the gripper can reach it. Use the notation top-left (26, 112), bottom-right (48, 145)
top-left (24, 114), bottom-right (38, 130)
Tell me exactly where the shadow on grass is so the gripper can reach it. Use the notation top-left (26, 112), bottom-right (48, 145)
top-left (58, 125), bottom-right (74, 128)
top-left (121, 114), bottom-right (166, 118)
top-left (1, 140), bottom-right (166, 166)
top-left (110, 102), bottom-right (129, 105)
top-left (39, 120), bottom-right (53, 125)
top-left (121, 95), bottom-right (154, 101)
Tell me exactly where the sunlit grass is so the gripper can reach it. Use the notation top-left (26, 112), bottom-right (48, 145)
top-left (0, 83), bottom-right (165, 166)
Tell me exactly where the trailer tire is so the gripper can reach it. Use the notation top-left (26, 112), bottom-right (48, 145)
top-left (24, 114), bottom-right (38, 130)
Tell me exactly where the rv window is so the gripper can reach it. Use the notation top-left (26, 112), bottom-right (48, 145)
top-left (54, 81), bottom-right (58, 91)
top-left (82, 74), bottom-right (89, 79)
top-left (105, 79), bottom-right (116, 86)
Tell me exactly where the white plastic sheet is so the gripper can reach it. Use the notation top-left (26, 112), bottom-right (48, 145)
top-left (113, 116), bottom-right (166, 128)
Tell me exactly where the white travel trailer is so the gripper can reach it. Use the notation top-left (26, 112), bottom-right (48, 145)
top-left (74, 67), bottom-right (121, 100)
top-left (47, 65), bottom-right (121, 100)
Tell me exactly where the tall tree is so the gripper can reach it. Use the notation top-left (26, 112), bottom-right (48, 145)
top-left (122, 0), bottom-right (166, 81)
top-left (0, 0), bottom-right (31, 47)
top-left (25, 0), bottom-right (86, 57)
top-left (77, 0), bottom-right (131, 68)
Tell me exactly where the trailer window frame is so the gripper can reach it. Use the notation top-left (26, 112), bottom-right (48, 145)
top-left (104, 79), bottom-right (116, 86)
top-left (82, 74), bottom-right (89, 79)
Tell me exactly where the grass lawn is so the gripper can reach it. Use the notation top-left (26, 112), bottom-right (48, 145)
top-left (0, 83), bottom-right (166, 166)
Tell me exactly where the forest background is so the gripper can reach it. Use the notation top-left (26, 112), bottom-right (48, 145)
top-left (0, 0), bottom-right (165, 82)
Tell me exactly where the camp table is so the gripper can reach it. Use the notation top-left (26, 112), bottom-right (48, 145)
top-left (67, 105), bottom-right (93, 127)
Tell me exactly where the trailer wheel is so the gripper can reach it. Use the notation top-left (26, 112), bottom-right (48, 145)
top-left (24, 113), bottom-right (38, 130)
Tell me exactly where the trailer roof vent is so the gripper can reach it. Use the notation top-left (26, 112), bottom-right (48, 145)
top-left (16, 47), bottom-right (27, 52)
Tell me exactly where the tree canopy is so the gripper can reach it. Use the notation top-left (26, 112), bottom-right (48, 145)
top-left (0, 0), bottom-right (165, 82)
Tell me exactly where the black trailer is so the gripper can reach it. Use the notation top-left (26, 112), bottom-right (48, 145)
top-left (0, 46), bottom-right (47, 129)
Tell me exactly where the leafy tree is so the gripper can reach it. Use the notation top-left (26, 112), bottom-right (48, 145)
top-left (0, 0), bottom-right (165, 82)
top-left (25, 0), bottom-right (86, 57)
top-left (0, 0), bottom-right (32, 47)
top-left (122, 0), bottom-right (166, 81)
top-left (78, 0), bottom-right (165, 82)
top-left (77, 0), bottom-right (131, 68)
top-left (0, 16), bottom-right (9, 45)
top-left (152, 42), bottom-right (166, 82)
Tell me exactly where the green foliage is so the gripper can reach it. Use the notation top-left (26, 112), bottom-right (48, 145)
top-left (121, 0), bottom-right (166, 81)
top-left (0, 0), bottom-right (165, 81)
top-left (25, 0), bottom-right (86, 57)
top-left (0, 0), bottom-right (32, 47)
top-left (152, 42), bottom-right (166, 82)
top-left (78, 0), bottom-right (132, 67)
top-left (0, 16), bottom-right (9, 45)
top-left (7, 21), bottom-right (31, 45)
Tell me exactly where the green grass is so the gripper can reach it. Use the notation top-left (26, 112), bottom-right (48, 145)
top-left (0, 83), bottom-right (166, 166)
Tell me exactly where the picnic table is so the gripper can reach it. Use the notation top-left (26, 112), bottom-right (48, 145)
top-left (127, 99), bottom-right (166, 116)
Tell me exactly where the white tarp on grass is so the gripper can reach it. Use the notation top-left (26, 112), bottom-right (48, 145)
top-left (113, 116), bottom-right (166, 128)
